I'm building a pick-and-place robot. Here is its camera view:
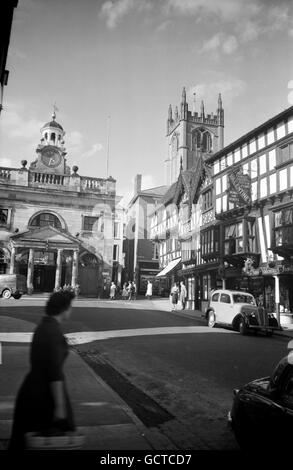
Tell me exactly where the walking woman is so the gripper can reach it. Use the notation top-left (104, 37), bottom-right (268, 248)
top-left (170, 282), bottom-right (179, 311)
top-left (9, 290), bottom-right (76, 451)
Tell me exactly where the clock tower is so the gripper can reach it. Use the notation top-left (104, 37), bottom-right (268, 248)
top-left (30, 110), bottom-right (69, 175)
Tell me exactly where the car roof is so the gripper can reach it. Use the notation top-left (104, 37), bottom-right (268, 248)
top-left (212, 290), bottom-right (254, 295)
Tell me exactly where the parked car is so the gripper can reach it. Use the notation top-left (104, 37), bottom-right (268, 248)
top-left (228, 355), bottom-right (293, 449)
top-left (0, 274), bottom-right (27, 299)
top-left (205, 289), bottom-right (279, 335)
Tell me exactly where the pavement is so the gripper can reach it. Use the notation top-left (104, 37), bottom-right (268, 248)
top-left (1, 295), bottom-right (293, 451)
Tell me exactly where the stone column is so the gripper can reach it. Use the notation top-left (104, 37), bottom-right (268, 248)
top-left (54, 249), bottom-right (63, 290)
top-left (27, 248), bottom-right (34, 294)
top-left (9, 246), bottom-right (16, 274)
top-left (71, 249), bottom-right (79, 289)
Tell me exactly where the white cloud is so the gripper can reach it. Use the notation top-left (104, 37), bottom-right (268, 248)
top-left (1, 103), bottom-right (43, 142)
top-left (201, 33), bottom-right (238, 56)
top-left (82, 143), bottom-right (103, 159)
top-left (190, 79), bottom-right (246, 108)
top-left (100, 0), bottom-right (136, 28)
top-left (0, 157), bottom-right (13, 168)
top-left (165, 0), bottom-right (261, 22)
top-left (222, 35), bottom-right (238, 55)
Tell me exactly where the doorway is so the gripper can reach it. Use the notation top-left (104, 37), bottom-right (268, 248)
top-left (33, 266), bottom-right (56, 292)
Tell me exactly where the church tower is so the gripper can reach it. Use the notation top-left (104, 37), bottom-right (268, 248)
top-left (165, 88), bottom-right (224, 185)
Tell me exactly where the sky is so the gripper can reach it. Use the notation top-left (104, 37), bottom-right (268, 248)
top-left (1, 0), bottom-right (293, 205)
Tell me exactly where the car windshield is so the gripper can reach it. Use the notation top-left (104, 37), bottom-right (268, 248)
top-left (232, 294), bottom-right (256, 305)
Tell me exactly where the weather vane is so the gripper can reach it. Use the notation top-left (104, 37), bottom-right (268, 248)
top-left (52, 102), bottom-right (59, 120)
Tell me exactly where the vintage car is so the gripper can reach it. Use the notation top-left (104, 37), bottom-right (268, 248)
top-left (205, 289), bottom-right (279, 335)
top-left (0, 274), bottom-right (27, 299)
top-left (228, 355), bottom-right (293, 449)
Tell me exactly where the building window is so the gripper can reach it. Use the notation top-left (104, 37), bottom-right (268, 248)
top-left (277, 142), bottom-right (293, 166)
top-left (30, 212), bottom-right (62, 230)
top-left (276, 122), bottom-right (286, 140)
top-left (0, 208), bottom-right (8, 226)
top-left (268, 149), bottom-right (276, 170)
top-left (83, 216), bottom-right (99, 232)
top-left (114, 221), bottom-right (119, 238)
top-left (200, 227), bottom-right (219, 258)
top-left (224, 222), bottom-right (243, 255)
top-left (202, 189), bottom-right (212, 211)
top-left (267, 127), bottom-right (275, 145)
top-left (153, 242), bottom-right (159, 260)
top-left (274, 208), bottom-right (293, 247)
top-left (113, 244), bottom-right (119, 261)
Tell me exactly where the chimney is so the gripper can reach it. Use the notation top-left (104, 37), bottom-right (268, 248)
top-left (134, 174), bottom-right (142, 195)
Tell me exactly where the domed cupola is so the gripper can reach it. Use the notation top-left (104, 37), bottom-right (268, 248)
top-left (40, 109), bottom-right (65, 148)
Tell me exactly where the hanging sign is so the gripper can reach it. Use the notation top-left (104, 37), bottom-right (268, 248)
top-left (228, 168), bottom-right (251, 206)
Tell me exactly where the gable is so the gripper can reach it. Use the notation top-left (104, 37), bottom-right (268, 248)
top-left (10, 226), bottom-right (80, 245)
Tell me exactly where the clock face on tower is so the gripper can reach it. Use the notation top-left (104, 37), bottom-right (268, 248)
top-left (41, 146), bottom-right (62, 168)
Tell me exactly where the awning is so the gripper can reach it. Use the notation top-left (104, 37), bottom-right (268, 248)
top-left (156, 258), bottom-right (181, 278)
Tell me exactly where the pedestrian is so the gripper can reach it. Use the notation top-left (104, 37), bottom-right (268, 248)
top-left (122, 283), bottom-right (128, 300)
top-left (170, 282), bottom-right (179, 311)
top-left (133, 281), bottom-right (137, 300)
top-left (145, 280), bottom-right (153, 300)
top-left (109, 281), bottom-right (116, 300)
top-left (128, 281), bottom-right (135, 301)
top-left (179, 281), bottom-right (187, 310)
top-left (9, 290), bottom-right (76, 451)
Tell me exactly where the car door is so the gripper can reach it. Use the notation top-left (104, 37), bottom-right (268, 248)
top-left (276, 369), bottom-right (293, 447)
top-left (238, 390), bottom-right (278, 447)
top-left (218, 292), bottom-right (233, 324)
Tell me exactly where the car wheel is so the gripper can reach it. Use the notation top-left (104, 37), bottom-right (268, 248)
top-left (208, 311), bottom-right (216, 328)
top-left (2, 289), bottom-right (12, 299)
top-left (266, 330), bottom-right (273, 337)
top-left (238, 318), bottom-right (248, 335)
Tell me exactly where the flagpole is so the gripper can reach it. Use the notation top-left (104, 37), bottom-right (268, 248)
top-left (106, 115), bottom-right (111, 178)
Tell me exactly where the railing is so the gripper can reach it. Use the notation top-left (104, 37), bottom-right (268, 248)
top-left (31, 172), bottom-right (65, 185)
top-left (0, 168), bottom-right (11, 180)
top-left (81, 177), bottom-right (107, 192)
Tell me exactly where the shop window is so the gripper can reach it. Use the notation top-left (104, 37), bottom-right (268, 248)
top-left (202, 274), bottom-right (211, 300)
top-left (30, 212), bottom-right (62, 230)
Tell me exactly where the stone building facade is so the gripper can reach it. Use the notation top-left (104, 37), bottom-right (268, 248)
top-left (0, 112), bottom-right (118, 296)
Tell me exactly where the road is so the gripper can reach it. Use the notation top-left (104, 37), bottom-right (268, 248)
top-left (0, 299), bottom-right (290, 450)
